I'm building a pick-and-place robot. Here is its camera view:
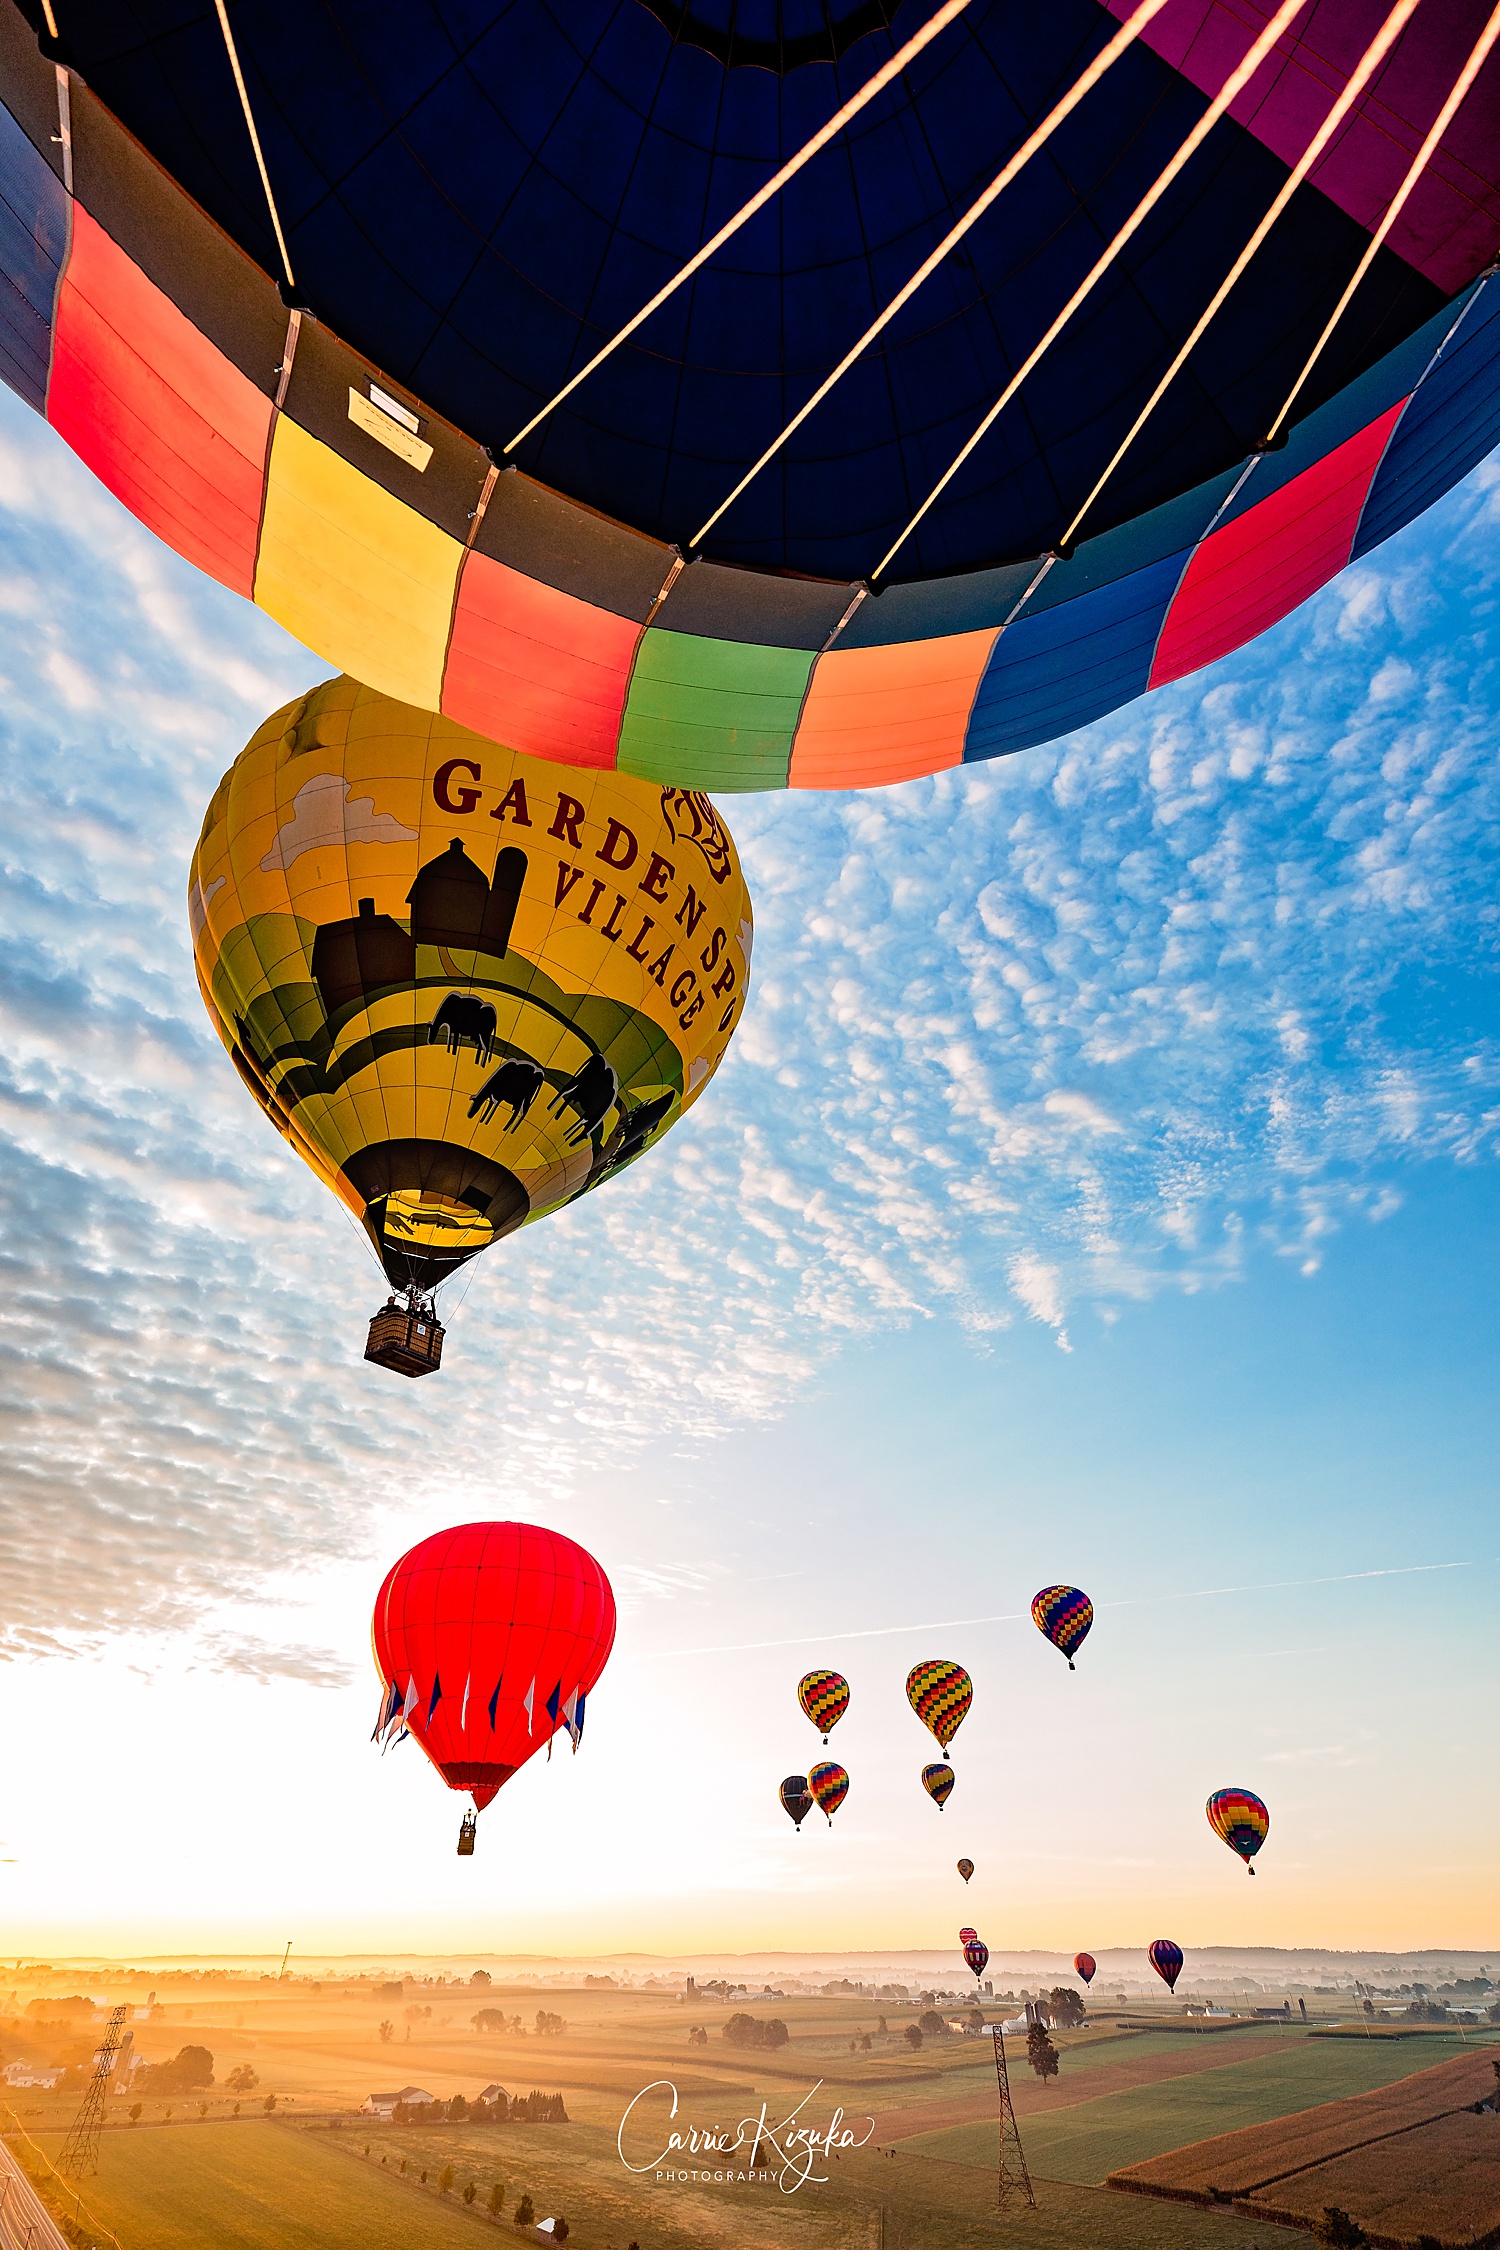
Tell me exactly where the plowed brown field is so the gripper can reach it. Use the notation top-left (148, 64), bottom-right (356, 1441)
top-left (1246, 2107), bottom-right (1500, 2244)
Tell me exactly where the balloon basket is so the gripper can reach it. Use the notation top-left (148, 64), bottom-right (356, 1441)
top-left (365, 1298), bottom-right (445, 1377)
top-left (457, 1812), bottom-right (477, 1857)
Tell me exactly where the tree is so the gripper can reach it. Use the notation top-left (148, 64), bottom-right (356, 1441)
top-left (463, 2181), bottom-right (477, 2204)
top-left (1026, 2023), bottom-right (1060, 2085)
top-left (534, 2010), bottom-right (566, 2037)
top-left (1048, 1987), bottom-right (1087, 2028)
top-left (554, 2221), bottom-right (570, 2242)
top-left (917, 2011), bottom-right (946, 2038)
top-left (722, 2013), bottom-right (788, 2050)
top-left (378, 2021), bottom-right (394, 2043)
top-left (225, 2065), bottom-right (259, 2094)
top-left (128, 2104), bottom-right (142, 2125)
top-left (904, 2025), bottom-right (923, 2051)
top-left (514, 2192), bottom-right (535, 2228)
top-left (473, 2008), bottom-right (508, 2032)
top-left (860, 2033), bottom-right (872, 2051)
top-left (439, 2164), bottom-right (455, 2194)
top-left (141, 2044), bottom-right (215, 2092)
top-left (199, 2102), bottom-right (209, 2118)
top-left (1312, 2211), bottom-right (1367, 2248)
top-left (448, 2094), bottom-right (468, 2121)
top-left (487, 2182), bottom-right (506, 2216)
top-left (471, 1970), bottom-right (492, 1987)
top-left (263, 2094), bottom-right (277, 2114)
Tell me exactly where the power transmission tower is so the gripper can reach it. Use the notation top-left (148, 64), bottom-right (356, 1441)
top-left (58, 2005), bottom-right (128, 2178)
top-left (990, 2026), bottom-right (1035, 2212)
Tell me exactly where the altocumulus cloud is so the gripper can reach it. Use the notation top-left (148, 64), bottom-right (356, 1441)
top-left (0, 386), bottom-right (1497, 1656)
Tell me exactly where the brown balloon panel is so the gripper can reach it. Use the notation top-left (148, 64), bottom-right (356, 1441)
top-left (190, 677), bottom-right (753, 1298)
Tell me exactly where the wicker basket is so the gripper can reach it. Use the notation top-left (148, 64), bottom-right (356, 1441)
top-left (365, 1301), bottom-right (445, 1377)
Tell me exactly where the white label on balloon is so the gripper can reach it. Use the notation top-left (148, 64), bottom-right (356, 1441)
top-left (348, 388), bottom-right (433, 471)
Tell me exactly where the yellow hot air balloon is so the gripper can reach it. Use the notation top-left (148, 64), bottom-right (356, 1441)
top-left (190, 677), bottom-right (752, 1372)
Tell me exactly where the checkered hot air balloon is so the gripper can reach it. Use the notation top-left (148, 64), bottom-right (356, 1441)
top-left (963, 1937), bottom-right (989, 1982)
top-left (922, 1763), bottom-right (955, 1810)
top-left (1206, 1788), bottom-right (1270, 1875)
top-left (1031, 1585), bottom-right (1094, 1670)
top-left (1073, 1953), bottom-right (1096, 1986)
top-left (798, 1670), bottom-right (850, 1744)
top-left (906, 1660), bottom-right (972, 1750)
top-left (1149, 1939), bottom-right (1184, 1992)
top-left (809, 1761), bottom-right (849, 1826)
top-left (957, 1859), bottom-right (974, 1884)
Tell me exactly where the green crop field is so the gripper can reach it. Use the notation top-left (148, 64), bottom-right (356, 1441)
top-left (25, 2124), bottom-right (478, 2250)
top-left (902, 2030), bottom-right (1496, 2183)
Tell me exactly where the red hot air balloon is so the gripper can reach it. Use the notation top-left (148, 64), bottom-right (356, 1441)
top-left (963, 1937), bottom-right (989, 1983)
top-left (371, 1522), bottom-right (615, 1854)
top-left (1073, 1953), bottom-right (1097, 1987)
top-left (959, 1927), bottom-right (978, 1946)
top-left (1149, 1940), bottom-right (1184, 1993)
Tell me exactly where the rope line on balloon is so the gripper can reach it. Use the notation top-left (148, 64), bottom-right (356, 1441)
top-left (1261, 0), bottom-right (1500, 448)
top-left (212, 0), bottom-right (297, 293)
top-left (501, 0), bottom-right (977, 457)
top-left (1049, 0), bottom-right (1424, 560)
top-left (865, 0), bottom-right (1315, 584)
top-left (687, 0), bottom-right (1176, 552)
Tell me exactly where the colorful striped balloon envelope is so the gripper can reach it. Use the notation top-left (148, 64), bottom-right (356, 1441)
top-left (809, 1761), bottom-right (849, 1825)
top-left (1031, 1586), bottom-right (1094, 1670)
top-left (922, 1763), bottom-right (955, 1810)
top-left (798, 1670), bottom-right (850, 1744)
top-left (907, 1660), bottom-right (973, 1750)
top-left (1206, 1788), bottom-right (1270, 1875)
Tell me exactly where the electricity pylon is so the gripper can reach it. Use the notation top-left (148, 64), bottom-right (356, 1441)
top-left (58, 2005), bottom-right (128, 2177)
top-left (990, 2026), bottom-right (1035, 2212)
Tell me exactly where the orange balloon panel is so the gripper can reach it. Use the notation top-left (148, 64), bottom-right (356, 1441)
top-left (190, 676), bottom-right (752, 1289)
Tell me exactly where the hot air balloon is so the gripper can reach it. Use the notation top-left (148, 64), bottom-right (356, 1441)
top-left (1149, 1940), bottom-right (1184, 1994)
top-left (7, 11), bottom-right (1497, 795)
top-left (963, 1938), bottom-right (989, 1982)
top-left (809, 1761), bottom-right (849, 1826)
top-left (1073, 1953), bottom-right (1097, 1987)
top-left (798, 1671), bottom-right (850, 1744)
top-left (957, 1859), bottom-right (974, 1885)
top-left (906, 1661), bottom-right (972, 1752)
top-left (1206, 1788), bottom-right (1270, 1875)
top-left (780, 1776), bottom-right (814, 1832)
top-left (190, 677), bottom-right (751, 1368)
top-left (922, 1763), bottom-right (955, 1811)
top-left (370, 1521), bottom-right (615, 1853)
top-left (1031, 1586), bottom-right (1094, 1670)
top-left (959, 1927), bottom-right (978, 1946)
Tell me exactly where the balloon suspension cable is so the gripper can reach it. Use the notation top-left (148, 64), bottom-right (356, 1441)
top-left (212, 0), bottom-right (298, 293)
top-left (1260, 0), bottom-right (1500, 448)
top-left (866, 0), bottom-right (1313, 584)
top-left (688, 0), bottom-right (1177, 552)
top-left (1052, 0), bottom-right (1424, 557)
top-left (502, 0), bottom-right (978, 456)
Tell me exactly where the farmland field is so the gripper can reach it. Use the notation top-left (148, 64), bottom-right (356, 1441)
top-left (1245, 2108), bottom-right (1500, 2242)
top-left (6, 1974), bottom-right (1497, 2250)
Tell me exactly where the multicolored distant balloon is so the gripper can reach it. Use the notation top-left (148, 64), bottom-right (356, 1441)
top-left (1149, 1940), bottom-right (1184, 1993)
top-left (370, 1521), bottom-right (615, 1852)
top-left (957, 1859), bottom-right (975, 1884)
top-left (963, 1937), bottom-right (989, 1982)
top-left (809, 1761), bottom-right (849, 1826)
top-left (922, 1763), bottom-right (955, 1811)
top-left (780, 1776), bottom-right (814, 1832)
top-left (959, 1927), bottom-right (978, 1946)
top-left (798, 1670), bottom-right (850, 1744)
top-left (907, 1660), bottom-right (972, 1750)
top-left (1073, 1953), bottom-right (1097, 1987)
top-left (10, 12), bottom-right (1500, 792)
top-left (1031, 1586), bottom-right (1094, 1670)
top-left (1206, 1788), bottom-right (1270, 1875)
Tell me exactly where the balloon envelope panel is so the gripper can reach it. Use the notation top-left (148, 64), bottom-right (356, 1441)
top-left (1149, 1939), bottom-right (1184, 1991)
top-left (1032, 1584), bottom-right (1094, 1663)
top-left (3, 11), bottom-right (1499, 788)
top-left (190, 676), bottom-right (751, 1291)
top-left (1206, 1786), bottom-right (1270, 1866)
top-left (797, 1669), bottom-right (850, 1739)
top-left (371, 1521), bottom-right (616, 1811)
top-left (906, 1659), bottom-right (973, 1749)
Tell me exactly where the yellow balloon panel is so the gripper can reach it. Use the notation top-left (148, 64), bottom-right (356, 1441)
top-left (190, 677), bottom-right (752, 1290)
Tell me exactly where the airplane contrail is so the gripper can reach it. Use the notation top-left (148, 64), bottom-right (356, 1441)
top-left (643, 1557), bottom-right (1490, 1659)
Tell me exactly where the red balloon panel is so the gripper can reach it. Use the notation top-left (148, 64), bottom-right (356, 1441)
top-left (372, 1522), bottom-right (616, 1811)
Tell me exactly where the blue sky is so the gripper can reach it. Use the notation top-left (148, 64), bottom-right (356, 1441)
top-left (0, 381), bottom-right (1495, 1957)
